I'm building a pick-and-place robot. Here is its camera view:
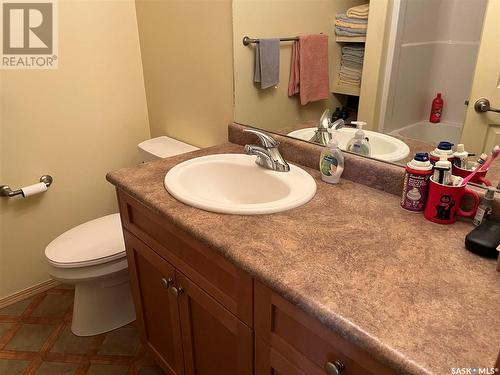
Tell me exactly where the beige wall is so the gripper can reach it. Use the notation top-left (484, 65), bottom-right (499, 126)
top-left (233, 0), bottom-right (362, 132)
top-left (0, 0), bottom-right (150, 299)
top-left (135, 0), bottom-right (234, 148)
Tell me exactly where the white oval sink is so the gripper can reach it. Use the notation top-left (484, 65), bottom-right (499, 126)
top-left (164, 154), bottom-right (316, 215)
top-left (288, 127), bottom-right (410, 162)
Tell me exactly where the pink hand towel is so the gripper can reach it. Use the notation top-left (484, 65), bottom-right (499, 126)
top-left (288, 41), bottom-right (300, 96)
top-left (288, 34), bottom-right (329, 105)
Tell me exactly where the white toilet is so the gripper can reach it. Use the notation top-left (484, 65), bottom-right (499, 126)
top-left (45, 136), bottom-right (198, 336)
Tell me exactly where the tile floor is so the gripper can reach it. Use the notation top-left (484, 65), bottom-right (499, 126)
top-left (0, 285), bottom-right (164, 374)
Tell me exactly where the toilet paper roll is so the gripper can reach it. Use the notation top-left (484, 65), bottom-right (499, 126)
top-left (21, 182), bottom-right (48, 197)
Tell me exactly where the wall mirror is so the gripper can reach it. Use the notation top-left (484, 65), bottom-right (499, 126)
top-left (232, 0), bottom-right (500, 186)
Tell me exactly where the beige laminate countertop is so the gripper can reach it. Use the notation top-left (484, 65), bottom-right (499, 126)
top-left (107, 143), bottom-right (500, 375)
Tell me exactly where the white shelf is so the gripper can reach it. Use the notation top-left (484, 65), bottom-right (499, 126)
top-left (332, 83), bottom-right (360, 97)
top-left (335, 36), bottom-right (366, 43)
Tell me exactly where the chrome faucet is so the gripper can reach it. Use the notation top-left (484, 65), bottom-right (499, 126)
top-left (309, 109), bottom-right (345, 146)
top-left (243, 129), bottom-right (290, 172)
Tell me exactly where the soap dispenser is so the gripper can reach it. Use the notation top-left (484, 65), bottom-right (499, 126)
top-left (319, 135), bottom-right (344, 184)
top-left (346, 121), bottom-right (371, 156)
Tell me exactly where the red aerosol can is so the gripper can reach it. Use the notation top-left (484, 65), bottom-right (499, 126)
top-left (401, 153), bottom-right (433, 212)
top-left (430, 93), bottom-right (443, 123)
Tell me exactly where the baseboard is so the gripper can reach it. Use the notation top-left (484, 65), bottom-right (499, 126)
top-left (0, 279), bottom-right (61, 310)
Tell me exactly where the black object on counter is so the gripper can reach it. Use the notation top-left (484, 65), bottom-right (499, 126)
top-left (465, 218), bottom-right (500, 258)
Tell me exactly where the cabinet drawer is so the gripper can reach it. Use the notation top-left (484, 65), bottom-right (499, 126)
top-left (117, 190), bottom-right (253, 327)
top-left (256, 336), bottom-right (321, 375)
top-left (254, 281), bottom-right (395, 375)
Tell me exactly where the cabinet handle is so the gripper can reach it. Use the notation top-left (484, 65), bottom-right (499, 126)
top-left (170, 286), bottom-right (184, 297)
top-left (325, 360), bottom-right (344, 375)
top-left (161, 277), bottom-right (173, 289)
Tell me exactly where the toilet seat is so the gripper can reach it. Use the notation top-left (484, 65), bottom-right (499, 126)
top-left (45, 213), bottom-right (125, 269)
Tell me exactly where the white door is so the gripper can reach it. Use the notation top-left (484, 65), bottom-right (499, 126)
top-left (461, 0), bottom-right (500, 154)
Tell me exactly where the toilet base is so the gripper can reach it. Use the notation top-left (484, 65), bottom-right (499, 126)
top-left (71, 272), bottom-right (136, 336)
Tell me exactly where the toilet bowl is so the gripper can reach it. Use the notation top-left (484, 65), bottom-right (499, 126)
top-left (45, 136), bottom-right (198, 336)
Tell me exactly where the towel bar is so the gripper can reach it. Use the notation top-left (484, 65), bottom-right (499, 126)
top-left (242, 35), bottom-right (298, 46)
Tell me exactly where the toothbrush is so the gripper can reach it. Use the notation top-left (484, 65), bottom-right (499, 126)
top-left (460, 145), bottom-right (500, 186)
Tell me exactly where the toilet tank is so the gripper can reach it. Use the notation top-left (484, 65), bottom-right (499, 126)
top-left (138, 136), bottom-right (199, 162)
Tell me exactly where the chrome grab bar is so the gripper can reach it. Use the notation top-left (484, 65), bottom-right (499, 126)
top-left (0, 175), bottom-right (53, 198)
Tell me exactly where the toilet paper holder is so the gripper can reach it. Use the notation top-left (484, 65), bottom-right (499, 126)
top-left (0, 175), bottom-right (53, 198)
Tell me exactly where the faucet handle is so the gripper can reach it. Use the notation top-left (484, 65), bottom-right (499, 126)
top-left (243, 128), bottom-right (279, 148)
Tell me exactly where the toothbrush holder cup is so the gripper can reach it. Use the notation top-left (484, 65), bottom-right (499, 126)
top-left (452, 164), bottom-right (492, 187)
top-left (424, 177), bottom-right (479, 224)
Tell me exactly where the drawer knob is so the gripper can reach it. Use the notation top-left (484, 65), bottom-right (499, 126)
top-left (325, 360), bottom-right (344, 375)
top-left (161, 277), bottom-right (173, 289)
top-left (170, 286), bottom-right (184, 297)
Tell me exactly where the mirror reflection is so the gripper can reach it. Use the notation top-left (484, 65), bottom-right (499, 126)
top-left (233, 0), bottom-right (500, 185)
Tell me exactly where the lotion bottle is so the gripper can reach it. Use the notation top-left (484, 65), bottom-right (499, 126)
top-left (319, 136), bottom-right (344, 184)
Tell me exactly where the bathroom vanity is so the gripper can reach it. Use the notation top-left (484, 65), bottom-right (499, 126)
top-left (115, 189), bottom-right (394, 375)
top-left (107, 137), bottom-right (500, 375)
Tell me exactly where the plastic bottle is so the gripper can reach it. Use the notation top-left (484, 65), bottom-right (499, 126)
top-left (331, 107), bottom-right (342, 122)
top-left (430, 93), bottom-right (444, 123)
top-left (319, 136), bottom-right (344, 184)
top-left (401, 152), bottom-right (433, 212)
top-left (477, 153), bottom-right (488, 166)
top-left (346, 121), bottom-right (370, 156)
top-left (433, 154), bottom-right (452, 185)
top-left (430, 141), bottom-right (454, 164)
top-left (453, 144), bottom-right (468, 168)
top-left (472, 187), bottom-right (495, 226)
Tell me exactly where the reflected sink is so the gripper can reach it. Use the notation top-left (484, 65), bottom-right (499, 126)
top-left (287, 127), bottom-right (410, 162)
top-left (164, 154), bottom-right (316, 215)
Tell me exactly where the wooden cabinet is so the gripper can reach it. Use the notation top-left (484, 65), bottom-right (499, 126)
top-left (118, 190), bottom-right (395, 374)
top-left (176, 272), bottom-right (253, 375)
top-left (125, 231), bottom-right (184, 375)
top-left (120, 190), bottom-right (254, 375)
top-left (125, 230), bottom-right (253, 375)
top-left (254, 281), bottom-right (395, 375)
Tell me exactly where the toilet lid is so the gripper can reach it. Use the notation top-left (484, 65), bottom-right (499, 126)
top-left (45, 213), bottom-right (126, 268)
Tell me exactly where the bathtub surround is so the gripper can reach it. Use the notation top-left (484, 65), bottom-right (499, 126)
top-left (0, 0), bottom-right (150, 301)
top-left (107, 140), bottom-right (500, 374)
top-left (381, 0), bottom-right (487, 135)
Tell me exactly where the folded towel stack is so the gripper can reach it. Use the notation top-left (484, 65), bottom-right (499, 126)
top-left (339, 45), bottom-right (364, 87)
top-left (335, 3), bottom-right (369, 37)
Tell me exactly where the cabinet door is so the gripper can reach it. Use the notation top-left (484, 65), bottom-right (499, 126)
top-left (124, 231), bottom-right (184, 375)
top-left (175, 271), bottom-right (253, 375)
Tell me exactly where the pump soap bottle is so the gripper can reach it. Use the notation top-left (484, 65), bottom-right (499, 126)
top-left (320, 136), bottom-right (344, 184)
top-left (346, 121), bottom-right (371, 157)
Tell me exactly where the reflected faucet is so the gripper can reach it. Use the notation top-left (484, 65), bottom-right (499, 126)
top-left (243, 129), bottom-right (290, 172)
top-left (309, 109), bottom-right (345, 146)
